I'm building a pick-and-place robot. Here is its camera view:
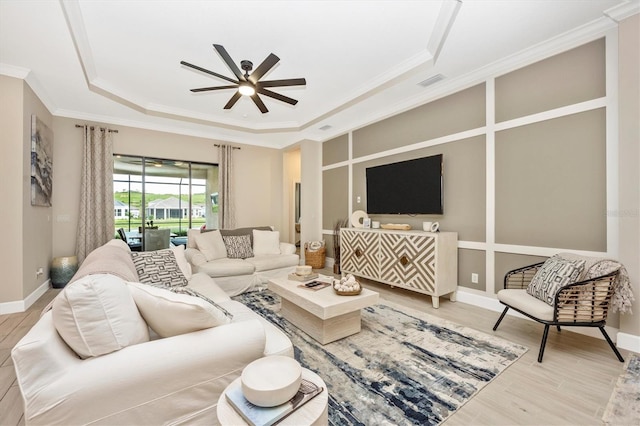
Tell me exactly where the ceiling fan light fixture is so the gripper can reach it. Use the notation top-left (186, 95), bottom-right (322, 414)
top-left (238, 82), bottom-right (255, 97)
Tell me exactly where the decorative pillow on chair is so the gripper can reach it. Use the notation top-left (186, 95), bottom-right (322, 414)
top-left (127, 282), bottom-right (232, 338)
top-left (53, 274), bottom-right (150, 359)
top-left (253, 229), bottom-right (281, 256)
top-left (194, 229), bottom-right (228, 261)
top-left (526, 256), bottom-right (586, 305)
top-left (223, 234), bottom-right (254, 259)
top-left (131, 249), bottom-right (188, 287)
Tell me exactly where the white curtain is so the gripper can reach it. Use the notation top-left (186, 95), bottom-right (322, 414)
top-left (218, 144), bottom-right (235, 229)
top-left (76, 126), bottom-right (114, 262)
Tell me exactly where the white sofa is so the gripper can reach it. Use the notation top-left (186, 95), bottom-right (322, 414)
top-left (11, 239), bottom-right (293, 425)
top-left (185, 226), bottom-right (299, 296)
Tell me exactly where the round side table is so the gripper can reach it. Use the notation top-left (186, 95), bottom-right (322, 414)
top-left (217, 367), bottom-right (328, 426)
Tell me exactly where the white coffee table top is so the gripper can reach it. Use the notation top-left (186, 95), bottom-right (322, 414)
top-left (268, 277), bottom-right (379, 320)
top-left (217, 367), bottom-right (328, 426)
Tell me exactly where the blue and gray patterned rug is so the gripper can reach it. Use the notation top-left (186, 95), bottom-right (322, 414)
top-left (234, 290), bottom-right (527, 425)
top-left (602, 353), bottom-right (640, 425)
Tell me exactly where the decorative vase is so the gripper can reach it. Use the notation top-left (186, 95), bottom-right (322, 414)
top-left (50, 256), bottom-right (79, 288)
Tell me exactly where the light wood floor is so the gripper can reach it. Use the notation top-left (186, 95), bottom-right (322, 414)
top-left (0, 279), bottom-right (632, 426)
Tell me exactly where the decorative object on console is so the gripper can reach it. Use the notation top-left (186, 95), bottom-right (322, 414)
top-left (380, 223), bottom-right (411, 230)
top-left (350, 210), bottom-right (368, 228)
top-left (50, 255), bottom-right (78, 288)
top-left (422, 221), bottom-right (433, 231)
top-left (241, 356), bottom-right (302, 407)
top-left (372, 221), bottom-right (380, 229)
top-left (430, 221), bottom-right (440, 232)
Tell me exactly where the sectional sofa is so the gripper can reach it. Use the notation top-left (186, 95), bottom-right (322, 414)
top-left (11, 239), bottom-right (293, 425)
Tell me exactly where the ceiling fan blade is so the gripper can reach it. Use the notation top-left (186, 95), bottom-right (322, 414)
top-left (190, 85), bottom-right (238, 92)
top-left (257, 88), bottom-right (298, 106)
top-left (248, 53), bottom-right (280, 84)
top-left (180, 60), bottom-right (237, 84)
top-left (213, 44), bottom-right (246, 82)
top-left (258, 78), bottom-right (306, 88)
top-left (223, 91), bottom-right (242, 110)
top-left (251, 94), bottom-right (269, 114)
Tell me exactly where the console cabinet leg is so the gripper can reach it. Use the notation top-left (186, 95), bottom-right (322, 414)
top-left (449, 291), bottom-right (457, 302)
top-left (431, 296), bottom-right (440, 309)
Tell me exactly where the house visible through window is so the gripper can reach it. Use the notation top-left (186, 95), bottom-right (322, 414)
top-left (113, 155), bottom-right (218, 249)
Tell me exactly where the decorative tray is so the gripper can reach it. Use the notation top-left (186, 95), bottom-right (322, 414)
top-left (288, 273), bottom-right (319, 282)
top-left (380, 223), bottom-right (412, 230)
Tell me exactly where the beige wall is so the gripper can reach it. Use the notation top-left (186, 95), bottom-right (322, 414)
top-left (0, 76), bottom-right (53, 304)
top-left (618, 14), bottom-right (640, 337)
top-left (0, 77), bottom-right (26, 304)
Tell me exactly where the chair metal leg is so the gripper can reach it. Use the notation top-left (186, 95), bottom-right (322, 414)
top-left (493, 307), bottom-right (509, 331)
top-left (556, 325), bottom-right (561, 332)
top-left (599, 327), bottom-right (625, 362)
top-left (538, 324), bottom-right (550, 362)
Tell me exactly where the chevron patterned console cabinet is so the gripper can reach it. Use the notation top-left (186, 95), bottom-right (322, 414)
top-left (340, 228), bottom-right (458, 308)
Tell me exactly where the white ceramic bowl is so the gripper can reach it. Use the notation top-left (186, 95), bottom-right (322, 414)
top-left (241, 356), bottom-right (302, 407)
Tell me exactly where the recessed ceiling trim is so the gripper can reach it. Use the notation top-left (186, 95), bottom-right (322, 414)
top-left (427, 0), bottom-right (462, 63)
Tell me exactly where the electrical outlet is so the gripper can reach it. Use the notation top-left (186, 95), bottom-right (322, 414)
top-left (471, 273), bottom-right (479, 284)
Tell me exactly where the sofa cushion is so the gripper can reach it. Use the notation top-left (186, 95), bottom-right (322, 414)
top-left (220, 226), bottom-right (272, 245)
top-left (131, 249), bottom-right (188, 287)
top-left (245, 254), bottom-right (300, 272)
top-left (69, 240), bottom-right (139, 285)
top-left (196, 258), bottom-right (256, 277)
top-left (498, 289), bottom-right (554, 321)
top-left (526, 256), bottom-right (585, 305)
top-left (171, 244), bottom-right (192, 280)
top-left (186, 272), bottom-right (232, 303)
top-left (194, 230), bottom-right (228, 261)
top-left (128, 282), bottom-right (231, 338)
top-left (220, 300), bottom-right (294, 357)
top-left (52, 274), bottom-right (149, 359)
top-left (223, 234), bottom-right (254, 259)
top-left (253, 230), bottom-right (281, 256)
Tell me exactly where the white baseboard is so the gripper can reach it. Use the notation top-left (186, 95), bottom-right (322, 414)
top-left (616, 332), bottom-right (640, 354)
top-left (0, 279), bottom-right (50, 315)
top-left (456, 288), bottom-right (625, 345)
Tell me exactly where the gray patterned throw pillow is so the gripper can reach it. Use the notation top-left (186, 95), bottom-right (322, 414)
top-left (526, 256), bottom-right (586, 305)
top-left (131, 249), bottom-right (188, 287)
top-left (222, 234), bottom-right (254, 259)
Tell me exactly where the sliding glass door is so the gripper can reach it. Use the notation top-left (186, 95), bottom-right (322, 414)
top-left (114, 155), bottom-right (218, 250)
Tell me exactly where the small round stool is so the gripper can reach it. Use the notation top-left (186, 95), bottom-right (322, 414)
top-left (50, 256), bottom-right (79, 288)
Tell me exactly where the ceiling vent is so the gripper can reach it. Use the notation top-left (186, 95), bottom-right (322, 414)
top-left (417, 74), bottom-right (445, 88)
top-left (319, 125), bottom-right (332, 131)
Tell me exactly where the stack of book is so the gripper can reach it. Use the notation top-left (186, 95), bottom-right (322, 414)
top-left (225, 378), bottom-right (323, 426)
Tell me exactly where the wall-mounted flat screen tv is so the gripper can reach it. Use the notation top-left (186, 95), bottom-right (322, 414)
top-left (366, 154), bottom-right (443, 215)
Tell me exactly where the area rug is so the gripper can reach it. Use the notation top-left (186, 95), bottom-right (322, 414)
top-left (602, 353), bottom-right (640, 425)
top-left (233, 290), bottom-right (527, 425)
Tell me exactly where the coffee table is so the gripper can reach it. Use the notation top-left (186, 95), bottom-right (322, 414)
top-left (268, 277), bottom-right (379, 344)
top-left (217, 367), bottom-right (328, 426)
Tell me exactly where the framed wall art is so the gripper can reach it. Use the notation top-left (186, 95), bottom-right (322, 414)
top-left (31, 114), bottom-right (53, 207)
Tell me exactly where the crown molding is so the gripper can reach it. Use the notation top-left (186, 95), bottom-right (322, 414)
top-left (0, 63), bottom-right (30, 79)
top-left (604, 0), bottom-right (640, 22)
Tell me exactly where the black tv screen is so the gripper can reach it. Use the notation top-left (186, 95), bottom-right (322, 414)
top-left (366, 154), bottom-right (443, 215)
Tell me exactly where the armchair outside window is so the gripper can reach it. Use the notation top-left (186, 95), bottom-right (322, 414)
top-left (144, 228), bottom-right (171, 251)
top-left (493, 258), bottom-right (625, 363)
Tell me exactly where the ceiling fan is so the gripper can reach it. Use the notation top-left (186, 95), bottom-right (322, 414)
top-left (180, 44), bottom-right (306, 114)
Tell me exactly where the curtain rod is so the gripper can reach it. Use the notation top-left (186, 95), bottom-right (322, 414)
top-left (75, 124), bottom-right (119, 133)
top-left (214, 144), bottom-right (241, 150)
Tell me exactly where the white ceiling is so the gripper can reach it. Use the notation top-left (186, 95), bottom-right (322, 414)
top-left (0, 0), bottom-right (636, 148)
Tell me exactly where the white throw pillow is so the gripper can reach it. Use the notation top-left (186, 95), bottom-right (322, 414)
top-left (253, 230), bottom-right (281, 256)
top-left (127, 282), bottom-right (231, 337)
top-left (194, 230), bottom-right (228, 261)
top-left (171, 244), bottom-right (192, 280)
top-left (52, 274), bottom-right (149, 359)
